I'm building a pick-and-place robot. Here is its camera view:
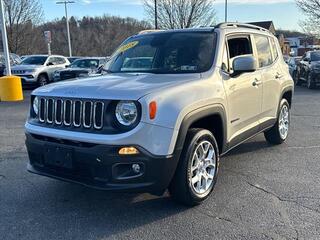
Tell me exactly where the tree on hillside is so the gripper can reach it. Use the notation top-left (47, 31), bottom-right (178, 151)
top-left (296, 0), bottom-right (320, 36)
top-left (143, 0), bottom-right (216, 29)
top-left (2, 0), bottom-right (44, 54)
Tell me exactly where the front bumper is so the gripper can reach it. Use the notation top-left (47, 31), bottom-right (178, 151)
top-left (26, 133), bottom-right (178, 194)
top-left (14, 74), bottom-right (37, 86)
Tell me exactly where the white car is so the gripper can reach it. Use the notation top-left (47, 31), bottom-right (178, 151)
top-left (25, 23), bottom-right (294, 206)
top-left (9, 55), bottom-right (70, 87)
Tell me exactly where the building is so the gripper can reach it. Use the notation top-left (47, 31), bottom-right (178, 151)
top-left (248, 21), bottom-right (276, 35)
top-left (249, 21), bottom-right (291, 55)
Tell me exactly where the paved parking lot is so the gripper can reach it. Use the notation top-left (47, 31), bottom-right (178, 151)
top-left (0, 86), bottom-right (320, 240)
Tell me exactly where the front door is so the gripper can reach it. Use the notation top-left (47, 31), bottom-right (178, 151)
top-left (222, 34), bottom-right (262, 146)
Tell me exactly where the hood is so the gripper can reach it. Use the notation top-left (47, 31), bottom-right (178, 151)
top-left (33, 72), bottom-right (201, 100)
top-left (11, 64), bottom-right (42, 70)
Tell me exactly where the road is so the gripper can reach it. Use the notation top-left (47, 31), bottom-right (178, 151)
top-left (0, 86), bottom-right (319, 240)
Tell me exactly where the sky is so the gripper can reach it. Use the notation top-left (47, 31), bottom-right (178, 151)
top-left (41, 0), bottom-right (304, 31)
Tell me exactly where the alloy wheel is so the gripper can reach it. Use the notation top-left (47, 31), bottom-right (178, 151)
top-left (190, 141), bottom-right (216, 195)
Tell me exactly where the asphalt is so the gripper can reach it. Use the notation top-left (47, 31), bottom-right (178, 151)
top-left (0, 86), bottom-right (319, 240)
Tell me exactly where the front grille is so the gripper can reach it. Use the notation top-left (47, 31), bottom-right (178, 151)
top-left (37, 97), bottom-right (105, 130)
top-left (12, 70), bottom-right (26, 74)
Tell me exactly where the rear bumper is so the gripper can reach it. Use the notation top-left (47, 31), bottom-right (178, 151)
top-left (26, 133), bottom-right (178, 194)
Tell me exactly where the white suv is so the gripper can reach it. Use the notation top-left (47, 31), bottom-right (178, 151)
top-left (25, 23), bottom-right (294, 206)
top-left (10, 55), bottom-right (70, 87)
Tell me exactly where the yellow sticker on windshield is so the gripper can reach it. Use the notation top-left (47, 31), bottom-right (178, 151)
top-left (116, 41), bottom-right (139, 53)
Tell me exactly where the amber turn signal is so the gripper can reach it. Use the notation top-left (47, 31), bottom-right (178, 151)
top-left (149, 101), bottom-right (157, 120)
top-left (118, 147), bottom-right (139, 155)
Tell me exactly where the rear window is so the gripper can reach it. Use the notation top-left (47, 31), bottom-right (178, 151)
top-left (254, 35), bottom-right (273, 68)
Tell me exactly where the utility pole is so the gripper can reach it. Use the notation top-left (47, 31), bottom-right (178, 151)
top-left (154, 0), bottom-right (158, 29)
top-left (225, 0), bottom-right (228, 22)
top-left (56, 1), bottom-right (74, 57)
top-left (0, 0), bottom-right (11, 75)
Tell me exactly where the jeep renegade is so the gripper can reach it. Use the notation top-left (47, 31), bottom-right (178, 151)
top-left (25, 23), bottom-right (294, 206)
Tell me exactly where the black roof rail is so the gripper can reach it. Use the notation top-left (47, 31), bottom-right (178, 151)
top-left (216, 22), bottom-right (269, 32)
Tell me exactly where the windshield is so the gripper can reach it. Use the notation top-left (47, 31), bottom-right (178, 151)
top-left (311, 52), bottom-right (320, 62)
top-left (21, 56), bottom-right (47, 65)
top-left (70, 59), bottom-right (99, 69)
top-left (104, 32), bottom-right (216, 74)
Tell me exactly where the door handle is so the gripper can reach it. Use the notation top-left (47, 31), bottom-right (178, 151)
top-left (252, 79), bottom-right (262, 87)
top-left (275, 73), bottom-right (283, 79)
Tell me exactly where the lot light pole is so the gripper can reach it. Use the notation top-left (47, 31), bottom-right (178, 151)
top-left (225, 0), bottom-right (228, 22)
top-left (0, 0), bottom-right (11, 75)
top-left (154, 0), bottom-right (158, 29)
top-left (56, 1), bottom-right (74, 57)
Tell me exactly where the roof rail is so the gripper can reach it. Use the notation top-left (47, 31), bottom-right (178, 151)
top-left (216, 22), bottom-right (269, 32)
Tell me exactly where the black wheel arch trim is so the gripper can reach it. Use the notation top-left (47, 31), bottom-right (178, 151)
top-left (173, 104), bottom-right (228, 157)
top-left (280, 85), bottom-right (294, 108)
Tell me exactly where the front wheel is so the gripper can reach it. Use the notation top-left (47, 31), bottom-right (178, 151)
top-left (169, 128), bottom-right (219, 206)
top-left (264, 99), bottom-right (290, 145)
top-left (307, 74), bottom-right (316, 89)
top-left (293, 71), bottom-right (301, 86)
top-left (38, 74), bottom-right (48, 86)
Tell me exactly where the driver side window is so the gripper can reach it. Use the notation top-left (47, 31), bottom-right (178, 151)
top-left (226, 35), bottom-right (253, 73)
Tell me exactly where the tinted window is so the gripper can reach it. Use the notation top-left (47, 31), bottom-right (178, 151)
top-left (311, 52), bottom-right (320, 61)
top-left (105, 32), bottom-right (216, 74)
top-left (56, 57), bottom-right (66, 64)
top-left (71, 59), bottom-right (99, 68)
top-left (227, 36), bottom-right (252, 59)
top-left (21, 56), bottom-right (47, 65)
top-left (254, 35), bottom-right (273, 68)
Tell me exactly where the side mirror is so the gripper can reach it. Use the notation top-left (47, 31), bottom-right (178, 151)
top-left (231, 55), bottom-right (257, 77)
top-left (47, 62), bottom-right (54, 66)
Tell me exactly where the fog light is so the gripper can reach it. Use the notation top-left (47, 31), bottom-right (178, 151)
top-left (118, 147), bottom-right (139, 155)
top-left (132, 164), bottom-right (141, 174)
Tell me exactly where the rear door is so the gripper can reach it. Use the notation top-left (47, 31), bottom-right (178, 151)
top-left (254, 35), bottom-right (282, 125)
top-left (223, 34), bottom-right (263, 146)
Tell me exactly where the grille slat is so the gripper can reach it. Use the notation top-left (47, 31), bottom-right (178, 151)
top-left (38, 97), bottom-right (104, 130)
top-left (83, 101), bottom-right (93, 128)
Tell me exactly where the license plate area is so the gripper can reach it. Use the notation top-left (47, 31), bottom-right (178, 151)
top-left (44, 145), bottom-right (73, 169)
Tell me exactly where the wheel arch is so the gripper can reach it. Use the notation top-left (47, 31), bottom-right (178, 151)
top-left (281, 86), bottom-right (293, 108)
top-left (173, 104), bottom-right (227, 158)
top-left (37, 72), bottom-right (49, 81)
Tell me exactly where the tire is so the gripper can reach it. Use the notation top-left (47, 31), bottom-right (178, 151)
top-left (264, 99), bottom-right (290, 145)
top-left (293, 71), bottom-right (301, 86)
top-left (38, 74), bottom-right (48, 86)
top-left (169, 128), bottom-right (220, 206)
top-left (307, 74), bottom-right (316, 89)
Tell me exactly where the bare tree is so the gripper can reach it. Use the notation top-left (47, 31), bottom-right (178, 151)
top-left (296, 0), bottom-right (320, 36)
top-left (2, 0), bottom-right (43, 54)
top-left (143, 0), bottom-right (216, 29)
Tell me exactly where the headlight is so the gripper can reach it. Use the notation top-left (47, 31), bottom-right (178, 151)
top-left (33, 96), bottom-right (39, 116)
top-left (115, 101), bottom-right (138, 126)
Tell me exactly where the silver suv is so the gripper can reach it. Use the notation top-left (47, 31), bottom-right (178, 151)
top-left (25, 23), bottom-right (294, 206)
top-left (10, 55), bottom-right (70, 87)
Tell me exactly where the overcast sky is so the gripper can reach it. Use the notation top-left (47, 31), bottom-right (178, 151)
top-left (42, 0), bottom-right (304, 31)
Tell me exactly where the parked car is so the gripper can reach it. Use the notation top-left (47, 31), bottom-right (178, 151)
top-left (9, 55), bottom-right (70, 87)
top-left (67, 57), bottom-right (82, 63)
top-left (296, 50), bottom-right (320, 89)
top-left (288, 56), bottom-right (301, 79)
top-left (0, 53), bottom-right (21, 76)
top-left (26, 23), bottom-right (294, 206)
top-left (53, 57), bottom-right (107, 82)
